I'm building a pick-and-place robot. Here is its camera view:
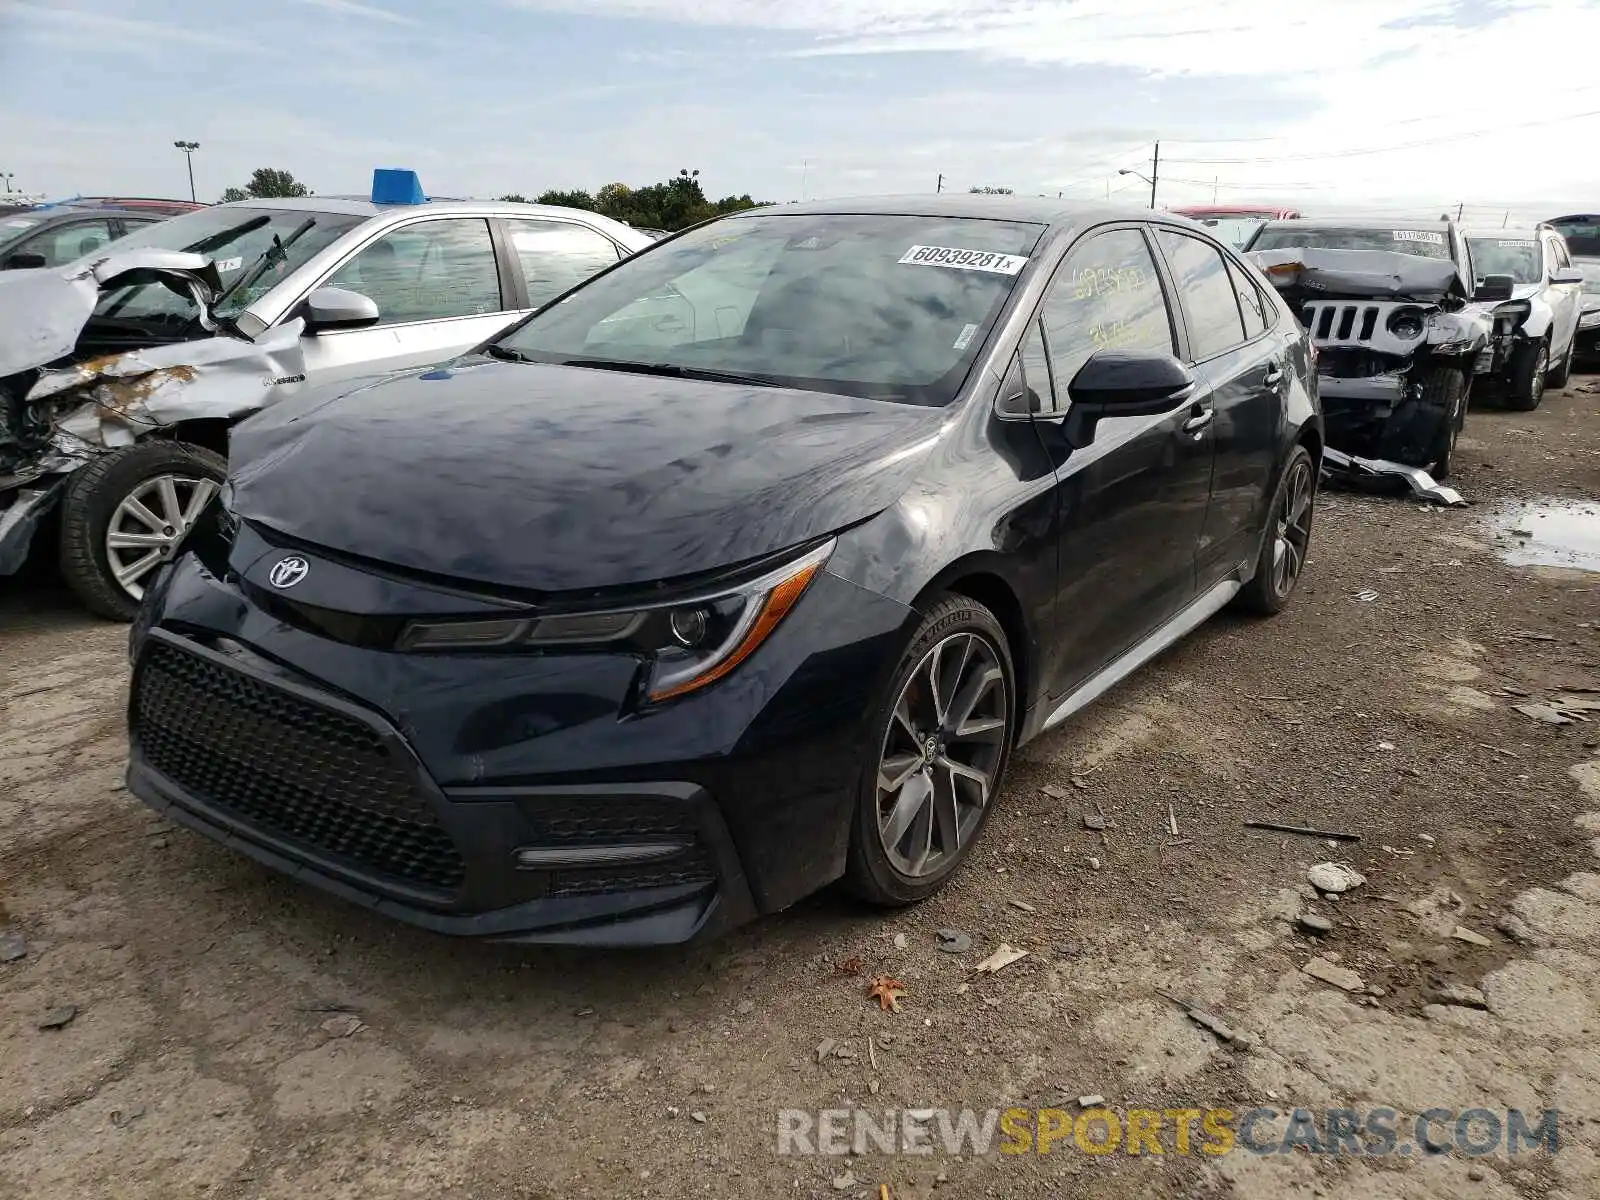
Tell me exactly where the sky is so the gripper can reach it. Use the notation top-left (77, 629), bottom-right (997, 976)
top-left (2, 0), bottom-right (1598, 224)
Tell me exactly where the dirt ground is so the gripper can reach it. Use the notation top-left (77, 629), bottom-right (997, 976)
top-left (2, 378), bottom-right (1599, 1200)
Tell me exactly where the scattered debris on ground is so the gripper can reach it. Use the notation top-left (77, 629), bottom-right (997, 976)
top-left (972, 944), bottom-right (1029, 975)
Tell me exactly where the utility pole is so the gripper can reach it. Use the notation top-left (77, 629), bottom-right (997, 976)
top-left (1149, 140), bottom-right (1160, 209)
top-left (1456, 201), bottom-right (1464, 222)
top-left (936, 173), bottom-right (943, 194)
top-left (174, 141), bottom-right (200, 202)
top-left (1213, 176), bottom-right (1219, 204)
top-left (801, 158), bottom-right (808, 202)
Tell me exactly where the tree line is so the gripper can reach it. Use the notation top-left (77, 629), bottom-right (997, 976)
top-left (216, 167), bottom-right (769, 231)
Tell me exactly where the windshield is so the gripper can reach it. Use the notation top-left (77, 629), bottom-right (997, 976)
top-left (1189, 216), bottom-right (1268, 249)
top-left (90, 206), bottom-right (363, 330)
top-left (494, 212), bottom-right (1045, 406)
top-left (1251, 225), bottom-right (1454, 261)
top-left (1468, 237), bottom-right (1542, 284)
top-left (1549, 217), bottom-right (1600, 257)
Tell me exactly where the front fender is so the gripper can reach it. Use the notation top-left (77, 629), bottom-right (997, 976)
top-left (1519, 296), bottom-right (1555, 340)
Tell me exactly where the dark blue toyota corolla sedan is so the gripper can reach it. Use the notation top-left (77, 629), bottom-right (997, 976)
top-left (126, 196), bottom-right (1321, 945)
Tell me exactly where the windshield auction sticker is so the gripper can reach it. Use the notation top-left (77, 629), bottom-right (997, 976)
top-left (1393, 230), bottom-right (1445, 245)
top-left (900, 246), bottom-right (1028, 274)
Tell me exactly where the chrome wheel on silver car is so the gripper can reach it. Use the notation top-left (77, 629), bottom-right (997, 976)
top-left (1271, 455), bottom-right (1314, 597)
top-left (875, 630), bottom-right (1009, 879)
top-left (106, 474), bottom-right (219, 600)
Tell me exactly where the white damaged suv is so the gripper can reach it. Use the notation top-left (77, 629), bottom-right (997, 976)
top-left (1464, 225), bottom-right (1585, 410)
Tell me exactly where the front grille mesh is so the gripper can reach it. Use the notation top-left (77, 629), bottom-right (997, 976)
top-left (133, 640), bottom-right (466, 892)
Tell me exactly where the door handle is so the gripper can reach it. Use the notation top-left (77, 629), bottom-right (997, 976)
top-left (1264, 363), bottom-right (1285, 388)
top-left (1181, 406), bottom-right (1214, 436)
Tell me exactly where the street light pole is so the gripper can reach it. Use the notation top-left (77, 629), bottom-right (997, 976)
top-left (173, 141), bottom-right (199, 202)
top-left (1149, 140), bottom-right (1160, 209)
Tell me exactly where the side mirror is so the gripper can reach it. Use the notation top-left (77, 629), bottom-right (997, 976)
top-left (1474, 273), bottom-right (1515, 302)
top-left (1062, 350), bottom-right (1196, 449)
top-left (2, 252), bottom-right (47, 270)
top-left (1551, 266), bottom-right (1585, 286)
top-left (303, 286), bottom-right (380, 333)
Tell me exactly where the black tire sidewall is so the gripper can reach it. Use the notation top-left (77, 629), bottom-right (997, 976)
top-left (1238, 443), bottom-right (1315, 616)
top-left (58, 441), bottom-right (227, 621)
top-left (844, 596), bottom-right (1016, 906)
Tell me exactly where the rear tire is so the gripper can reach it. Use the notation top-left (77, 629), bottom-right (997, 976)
top-left (1236, 444), bottom-right (1316, 617)
top-left (843, 596), bottom-right (1016, 907)
top-left (1506, 338), bottom-right (1549, 410)
top-left (58, 441), bottom-right (226, 622)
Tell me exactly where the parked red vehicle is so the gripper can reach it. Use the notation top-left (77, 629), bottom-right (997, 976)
top-left (1170, 205), bottom-right (1301, 249)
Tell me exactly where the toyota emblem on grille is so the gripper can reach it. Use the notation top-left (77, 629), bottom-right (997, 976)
top-left (269, 556), bottom-right (309, 589)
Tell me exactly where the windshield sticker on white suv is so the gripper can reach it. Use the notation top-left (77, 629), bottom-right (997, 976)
top-left (899, 246), bottom-right (1028, 274)
top-left (1393, 230), bottom-right (1445, 245)
top-left (1497, 240), bottom-right (1537, 248)
top-left (952, 322), bottom-right (979, 351)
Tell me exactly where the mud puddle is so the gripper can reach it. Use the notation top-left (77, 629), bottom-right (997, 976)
top-left (1486, 497), bottom-right (1600, 572)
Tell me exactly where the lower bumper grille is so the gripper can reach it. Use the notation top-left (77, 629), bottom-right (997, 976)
top-left (132, 639), bottom-right (466, 892)
top-left (516, 796), bottom-right (717, 898)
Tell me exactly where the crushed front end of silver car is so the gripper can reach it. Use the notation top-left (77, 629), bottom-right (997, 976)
top-left (0, 250), bottom-right (306, 581)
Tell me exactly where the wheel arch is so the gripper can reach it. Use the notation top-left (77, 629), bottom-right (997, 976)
top-left (914, 559), bottom-right (1036, 733)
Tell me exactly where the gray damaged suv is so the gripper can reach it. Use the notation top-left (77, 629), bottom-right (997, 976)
top-left (1, 187), bottom-right (653, 618)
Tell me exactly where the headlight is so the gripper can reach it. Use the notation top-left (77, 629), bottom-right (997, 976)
top-left (397, 539), bottom-right (834, 703)
top-left (1386, 307), bottom-right (1426, 339)
top-left (1430, 338), bottom-right (1477, 355)
top-left (1580, 309), bottom-right (1600, 329)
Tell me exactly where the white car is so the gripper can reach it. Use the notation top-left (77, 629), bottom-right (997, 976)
top-left (1465, 225), bottom-right (1585, 409)
top-left (1, 174), bottom-right (654, 618)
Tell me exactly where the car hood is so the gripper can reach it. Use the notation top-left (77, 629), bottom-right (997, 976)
top-left (228, 358), bottom-right (950, 595)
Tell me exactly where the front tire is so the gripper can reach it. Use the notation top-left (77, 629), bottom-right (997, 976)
top-left (843, 596), bottom-right (1016, 906)
top-left (1236, 444), bottom-right (1315, 617)
top-left (59, 441), bottom-right (226, 621)
top-left (1547, 338), bottom-right (1574, 390)
top-left (1506, 338), bottom-right (1549, 410)
top-left (1422, 367), bottom-right (1466, 480)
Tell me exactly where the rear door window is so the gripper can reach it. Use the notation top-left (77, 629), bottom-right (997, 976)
top-left (1156, 230), bottom-right (1247, 361)
top-left (1225, 258), bottom-right (1269, 339)
top-left (502, 219), bottom-right (621, 308)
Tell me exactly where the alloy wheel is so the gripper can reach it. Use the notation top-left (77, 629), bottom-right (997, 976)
top-left (875, 632), bottom-right (1008, 878)
top-left (1271, 457), bottom-right (1314, 597)
top-left (105, 473), bottom-right (218, 601)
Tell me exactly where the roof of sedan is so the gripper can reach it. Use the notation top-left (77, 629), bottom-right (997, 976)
top-left (210, 195), bottom-right (652, 246)
top-left (744, 194), bottom-right (1172, 228)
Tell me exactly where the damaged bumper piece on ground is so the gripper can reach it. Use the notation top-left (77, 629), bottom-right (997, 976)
top-left (1320, 446), bottom-right (1466, 507)
top-left (0, 250), bottom-right (305, 575)
top-left (1250, 247), bottom-right (1489, 481)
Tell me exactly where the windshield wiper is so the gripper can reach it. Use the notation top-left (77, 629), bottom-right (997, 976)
top-left (481, 343), bottom-right (535, 363)
top-left (183, 214), bottom-right (271, 257)
top-left (560, 358), bottom-right (778, 388)
top-left (211, 217), bottom-right (316, 314)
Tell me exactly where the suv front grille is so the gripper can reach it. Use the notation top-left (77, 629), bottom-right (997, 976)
top-left (1303, 302), bottom-right (1381, 343)
top-left (132, 639), bottom-right (466, 893)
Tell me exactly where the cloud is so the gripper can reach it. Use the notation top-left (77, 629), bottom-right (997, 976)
top-left (1, 1), bottom-right (249, 50)
top-left (293, 0), bottom-right (421, 26)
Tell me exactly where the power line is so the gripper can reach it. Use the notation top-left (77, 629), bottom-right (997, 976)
top-left (1164, 106), bottom-right (1600, 165)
